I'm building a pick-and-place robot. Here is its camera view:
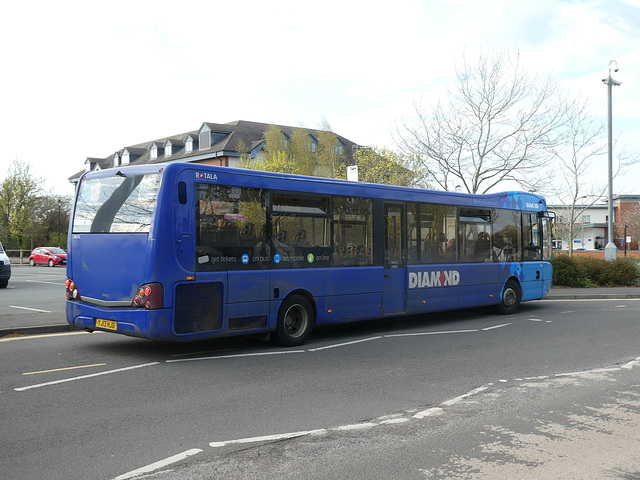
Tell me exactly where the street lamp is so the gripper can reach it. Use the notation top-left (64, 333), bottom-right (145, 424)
top-left (57, 199), bottom-right (62, 248)
top-left (602, 60), bottom-right (621, 261)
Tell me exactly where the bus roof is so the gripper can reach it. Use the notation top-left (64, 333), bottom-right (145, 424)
top-left (81, 163), bottom-right (548, 212)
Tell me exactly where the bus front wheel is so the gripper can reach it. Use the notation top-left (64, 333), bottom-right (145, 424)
top-left (274, 295), bottom-right (314, 347)
top-left (497, 280), bottom-right (521, 315)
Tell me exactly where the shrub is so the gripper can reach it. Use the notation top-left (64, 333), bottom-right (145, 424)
top-left (609, 257), bottom-right (640, 286)
top-left (553, 255), bottom-right (583, 287)
top-left (577, 256), bottom-right (612, 286)
top-left (552, 255), bottom-right (640, 287)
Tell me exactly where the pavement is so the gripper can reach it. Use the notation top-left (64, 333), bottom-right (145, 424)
top-left (2, 285), bottom-right (640, 339)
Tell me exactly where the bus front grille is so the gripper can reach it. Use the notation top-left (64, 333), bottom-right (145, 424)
top-left (174, 282), bottom-right (223, 334)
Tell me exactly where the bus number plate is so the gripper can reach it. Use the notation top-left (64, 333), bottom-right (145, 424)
top-left (96, 319), bottom-right (117, 331)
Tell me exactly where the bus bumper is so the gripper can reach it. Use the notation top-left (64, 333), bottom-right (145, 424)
top-left (66, 301), bottom-right (165, 340)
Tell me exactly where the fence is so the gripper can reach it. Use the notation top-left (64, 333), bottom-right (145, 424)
top-left (6, 250), bottom-right (35, 265)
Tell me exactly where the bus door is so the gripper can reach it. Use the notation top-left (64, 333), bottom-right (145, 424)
top-left (383, 202), bottom-right (406, 314)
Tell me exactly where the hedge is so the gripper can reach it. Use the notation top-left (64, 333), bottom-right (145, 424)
top-left (552, 255), bottom-right (640, 287)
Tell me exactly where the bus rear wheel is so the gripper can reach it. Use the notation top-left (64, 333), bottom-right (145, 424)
top-left (497, 279), bottom-right (521, 315)
top-left (274, 294), bottom-right (314, 347)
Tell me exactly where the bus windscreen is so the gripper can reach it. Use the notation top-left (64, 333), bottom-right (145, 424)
top-left (72, 173), bottom-right (161, 233)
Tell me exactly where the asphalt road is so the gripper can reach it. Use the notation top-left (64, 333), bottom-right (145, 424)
top-left (0, 265), bottom-right (69, 333)
top-left (1, 273), bottom-right (640, 479)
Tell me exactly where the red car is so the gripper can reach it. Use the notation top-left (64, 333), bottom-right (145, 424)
top-left (29, 247), bottom-right (67, 267)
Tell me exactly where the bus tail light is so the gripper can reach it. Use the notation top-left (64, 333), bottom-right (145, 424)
top-left (132, 283), bottom-right (163, 309)
top-left (65, 278), bottom-right (81, 301)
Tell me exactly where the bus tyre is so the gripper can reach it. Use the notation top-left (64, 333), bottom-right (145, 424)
top-left (497, 280), bottom-right (521, 315)
top-left (274, 295), bottom-right (314, 347)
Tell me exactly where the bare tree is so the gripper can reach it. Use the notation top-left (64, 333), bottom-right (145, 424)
top-left (549, 100), bottom-right (606, 256)
top-left (550, 99), bottom-right (638, 255)
top-left (396, 50), bottom-right (569, 194)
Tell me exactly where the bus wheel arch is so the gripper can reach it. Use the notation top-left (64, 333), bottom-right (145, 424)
top-left (274, 292), bottom-right (315, 347)
top-left (497, 278), bottom-right (521, 315)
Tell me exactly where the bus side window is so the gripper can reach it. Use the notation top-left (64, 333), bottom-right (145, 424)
top-left (492, 209), bottom-right (521, 262)
top-left (523, 213), bottom-right (542, 261)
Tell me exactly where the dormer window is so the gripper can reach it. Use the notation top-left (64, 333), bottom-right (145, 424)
top-left (113, 154), bottom-right (120, 167)
top-left (150, 144), bottom-right (158, 160)
top-left (164, 139), bottom-right (177, 158)
top-left (185, 136), bottom-right (193, 154)
top-left (199, 125), bottom-right (211, 151)
top-left (121, 150), bottom-right (130, 165)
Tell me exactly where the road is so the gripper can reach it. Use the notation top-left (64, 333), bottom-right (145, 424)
top-left (0, 265), bottom-right (68, 332)
top-left (1, 270), bottom-right (640, 479)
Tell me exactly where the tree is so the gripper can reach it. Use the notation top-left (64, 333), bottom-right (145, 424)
top-left (549, 101), bottom-right (606, 256)
top-left (550, 100), bottom-right (638, 255)
top-left (289, 127), bottom-right (316, 176)
top-left (344, 147), bottom-right (417, 186)
top-left (396, 50), bottom-right (569, 194)
top-left (33, 194), bottom-right (72, 248)
top-left (242, 124), bottom-right (302, 175)
top-left (316, 118), bottom-right (342, 178)
top-left (0, 159), bottom-right (43, 248)
top-left (242, 121), bottom-right (348, 179)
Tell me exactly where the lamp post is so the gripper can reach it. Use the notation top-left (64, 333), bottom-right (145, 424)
top-left (57, 199), bottom-right (61, 248)
top-left (602, 60), bottom-right (621, 261)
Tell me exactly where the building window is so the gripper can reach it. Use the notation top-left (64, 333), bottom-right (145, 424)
top-left (150, 145), bottom-right (157, 160)
top-left (165, 143), bottom-right (172, 157)
top-left (199, 130), bottom-right (211, 150)
top-left (581, 214), bottom-right (590, 223)
top-left (185, 138), bottom-right (193, 154)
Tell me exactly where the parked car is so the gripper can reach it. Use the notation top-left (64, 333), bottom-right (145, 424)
top-left (29, 247), bottom-right (67, 267)
top-left (0, 241), bottom-right (11, 288)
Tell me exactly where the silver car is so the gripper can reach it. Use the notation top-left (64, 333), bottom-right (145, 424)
top-left (0, 241), bottom-right (11, 288)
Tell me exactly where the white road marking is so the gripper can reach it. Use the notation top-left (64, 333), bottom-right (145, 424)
top-left (333, 422), bottom-right (377, 431)
top-left (543, 298), bottom-right (640, 302)
top-left (413, 407), bottom-right (444, 419)
top-left (210, 429), bottom-right (327, 448)
top-left (23, 363), bottom-right (106, 375)
top-left (441, 384), bottom-right (493, 407)
top-left (380, 418), bottom-right (410, 424)
top-left (113, 449), bottom-right (202, 480)
top-left (166, 350), bottom-right (305, 363)
top-left (308, 336), bottom-right (382, 352)
top-left (622, 357), bottom-right (640, 369)
top-left (482, 323), bottom-right (512, 331)
top-left (0, 331), bottom-right (90, 343)
top-left (9, 305), bottom-right (52, 313)
top-left (15, 362), bottom-right (159, 391)
top-left (385, 329), bottom-right (478, 338)
top-left (26, 280), bottom-right (65, 286)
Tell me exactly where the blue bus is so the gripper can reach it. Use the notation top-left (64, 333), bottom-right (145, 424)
top-left (65, 163), bottom-right (553, 346)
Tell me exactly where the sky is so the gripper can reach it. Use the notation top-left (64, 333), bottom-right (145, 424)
top-left (1, 0), bottom-right (639, 200)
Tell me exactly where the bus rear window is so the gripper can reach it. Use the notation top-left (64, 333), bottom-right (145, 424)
top-left (72, 173), bottom-right (161, 233)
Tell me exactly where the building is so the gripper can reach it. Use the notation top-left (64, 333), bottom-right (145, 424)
top-left (69, 120), bottom-right (360, 185)
top-left (550, 195), bottom-right (640, 251)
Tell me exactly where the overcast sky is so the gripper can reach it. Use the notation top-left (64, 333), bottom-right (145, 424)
top-left (1, 0), bottom-right (638, 198)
